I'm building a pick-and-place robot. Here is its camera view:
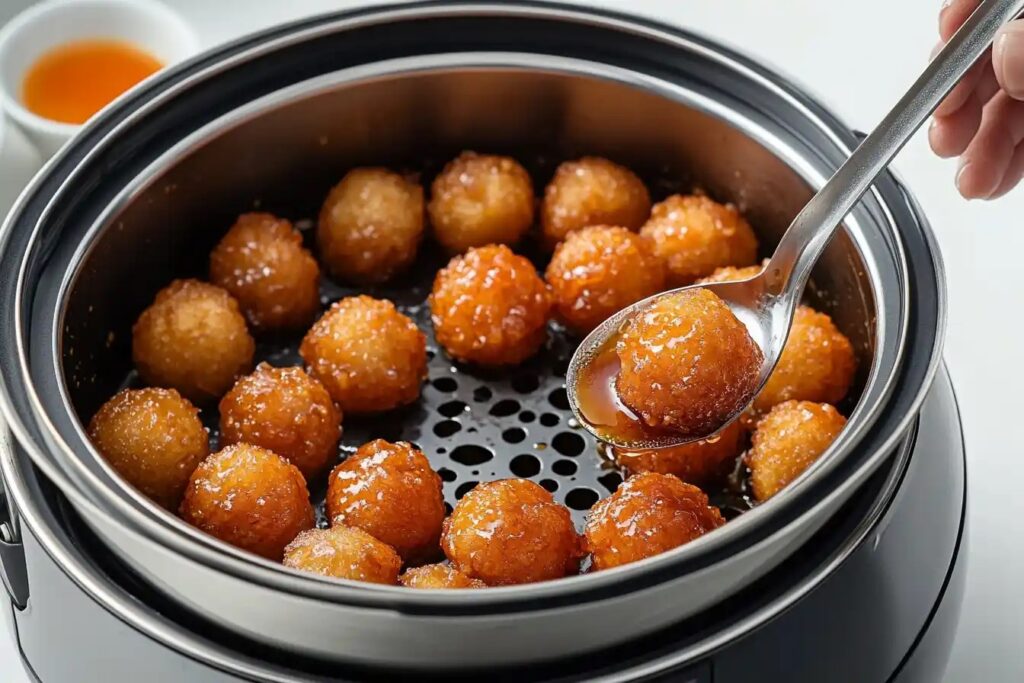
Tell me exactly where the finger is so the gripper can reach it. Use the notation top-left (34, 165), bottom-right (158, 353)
top-left (931, 90), bottom-right (984, 157)
top-left (934, 52), bottom-right (990, 118)
top-left (993, 20), bottom-right (1024, 100)
top-left (987, 142), bottom-right (1024, 198)
top-left (957, 92), bottom-right (1024, 198)
top-left (940, 0), bottom-right (981, 42)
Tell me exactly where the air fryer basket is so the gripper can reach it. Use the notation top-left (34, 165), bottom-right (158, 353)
top-left (0, 2), bottom-right (944, 670)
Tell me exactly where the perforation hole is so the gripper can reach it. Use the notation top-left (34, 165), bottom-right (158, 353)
top-left (511, 373), bottom-right (540, 394)
top-left (439, 400), bottom-right (468, 418)
top-left (433, 420), bottom-right (460, 437)
top-left (490, 399), bottom-right (520, 417)
top-left (552, 432), bottom-right (585, 457)
top-left (502, 427), bottom-right (526, 444)
top-left (510, 453), bottom-right (541, 477)
top-left (432, 377), bottom-right (457, 393)
top-left (548, 387), bottom-right (569, 410)
top-left (472, 386), bottom-right (492, 402)
top-left (540, 413), bottom-right (559, 427)
top-left (552, 459), bottom-right (577, 476)
top-left (451, 445), bottom-right (492, 466)
top-left (539, 478), bottom-right (559, 493)
top-left (565, 488), bottom-right (599, 510)
top-left (455, 481), bottom-right (478, 499)
top-left (598, 472), bottom-right (623, 493)
top-left (518, 410), bottom-right (535, 423)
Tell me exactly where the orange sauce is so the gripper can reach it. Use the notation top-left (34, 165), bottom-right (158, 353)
top-left (21, 39), bottom-right (162, 124)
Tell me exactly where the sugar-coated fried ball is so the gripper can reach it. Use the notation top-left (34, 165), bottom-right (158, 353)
top-left (326, 440), bottom-right (445, 562)
top-left (219, 363), bottom-right (341, 479)
top-left (428, 152), bottom-right (535, 253)
top-left (748, 400), bottom-right (847, 501)
top-left (640, 194), bottom-right (758, 286)
top-left (300, 295), bottom-right (426, 414)
top-left (545, 225), bottom-right (666, 334)
top-left (132, 279), bottom-right (255, 403)
top-left (611, 418), bottom-right (744, 486)
top-left (541, 157), bottom-right (651, 247)
top-left (284, 526), bottom-right (401, 585)
top-left (585, 472), bottom-right (724, 571)
top-left (616, 288), bottom-right (764, 438)
top-left (88, 388), bottom-right (209, 510)
top-left (754, 306), bottom-right (856, 412)
top-left (430, 244), bottom-right (552, 366)
top-left (317, 168), bottom-right (424, 284)
top-left (695, 261), bottom-right (766, 285)
top-left (209, 212), bottom-right (320, 332)
top-left (399, 563), bottom-right (488, 589)
top-left (442, 479), bottom-right (582, 585)
top-left (180, 443), bottom-right (314, 560)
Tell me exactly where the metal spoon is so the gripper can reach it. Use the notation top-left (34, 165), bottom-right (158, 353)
top-left (567, 0), bottom-right (1024, 449)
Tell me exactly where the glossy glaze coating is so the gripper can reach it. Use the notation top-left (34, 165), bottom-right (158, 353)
top-left (399, 563), bottom-right (487, 589)
top-left (610, 418), bottom-right (744, 486)
top-left (284, 525), bottom-right (401, 584)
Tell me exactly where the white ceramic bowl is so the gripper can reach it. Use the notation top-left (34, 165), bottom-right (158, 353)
top-left (0, 0), bottom-right (199, 159)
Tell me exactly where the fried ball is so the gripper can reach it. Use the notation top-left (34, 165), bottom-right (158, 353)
top-left (326, 440), bottom-right (444, 562)
top-left (748, 400), bottom-right (847, 501)
top-left (545, 225), bottom-right (666, 334)
top-left (219, 363), bottom-right (341, 479)
top-left (442, 479), bottom-right (582, 585)
top-left (132, 279), bottom-right (255, 403)
top-left (180, 443), bottom-right (314, 560)
top-left (284, 526), bottom-right (401, 585)
top-left (754, 306), bottom-right (856, 412)
top-left (429, 244), bottom-right (552, 366)
top-left (300, 295), bottom-right (427, 414)
top-left (585, 473), bottom-right (724, 571)
top-left (615, 288), bottom-right (764, 438)
top-left (428, 152), bottom-right (535, 253)
top-left (640, 194), bottom-right (759, 286)
top-left (317, 167), bottom-right (424, 284)
top-left (87, 388), bottom-right (209, 510)
top-left (695, 261), bottom-right (766, 285)
top-left (399, 563), bottom-right (487, 589)
top-left (541, 157), bottom-right (651, 248)
top-left (209, 212), bottom-right (320, 332)
top-left (611, 418), bottom-right (744, 486)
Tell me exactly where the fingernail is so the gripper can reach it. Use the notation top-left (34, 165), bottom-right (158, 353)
top-left (955, 160), bottom-right (972, 195)
top-left (995, 23), bottom-right (1024, 99)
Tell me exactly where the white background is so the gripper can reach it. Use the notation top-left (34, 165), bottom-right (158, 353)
top-left (0, 0), bottom-right (1021, 680)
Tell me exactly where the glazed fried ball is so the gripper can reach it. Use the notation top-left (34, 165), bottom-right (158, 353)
top-left (300, 295), bottom-right (427, 414)
top-left (748, 400), bottom-right (847, 501)
top-left (640, 194), bottom-right (758, 286)
top-left (611, 418), bottom-right (744, 486)
top-left (616, 288), bottom-right (764, 438)
top-left (219, 363), bottom-right (341, 479)
top-left (754, 306), bottom-right (856, 412)
top-left (585, 473), bottom-right (724, 571)
top-left (209, 212), bottom-right (320, 332)
top-left (541, 157), bottom-right (651, 247)
top-left (180, 443), bottom-right (314, 560)
top-left (695, 260), bottom-right (766, 285)
top-left (132, 279), bottom-right (255, 403)
top-left (284, 526), bottom-right (401, 585)
top-left (399, 563), bottom-right (487, 589)
top-left (428, 152), bottom-right (535, 253)
top-left (430, 244), bottom-right (552, 366)
top-left (317, 167), bottom-right (424, 284)
top-left (87, 388), bottom-right (209, 510)
top-left (326, 440), bottom-right (445, 562)
top-left (545, 225), bottom-right (666, 334)
top-left (442, 479), bottom-right (582, 585)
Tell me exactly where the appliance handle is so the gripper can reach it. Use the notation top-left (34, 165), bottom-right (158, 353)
top-left (0, 428), bottom-right (28, 609)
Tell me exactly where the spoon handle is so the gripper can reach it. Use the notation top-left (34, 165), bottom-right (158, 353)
top-left (766, 0), bottom-right (1024, 298)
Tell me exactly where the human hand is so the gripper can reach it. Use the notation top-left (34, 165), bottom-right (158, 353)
top-left (930, 0), bottom-right (1024, 199)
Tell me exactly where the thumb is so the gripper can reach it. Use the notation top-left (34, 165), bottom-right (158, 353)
top-left (993, 20), bottom-right (1024, 100)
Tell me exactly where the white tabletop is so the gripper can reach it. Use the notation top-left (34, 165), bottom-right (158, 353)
top-left (1, 1), bottom-right (1020, 680)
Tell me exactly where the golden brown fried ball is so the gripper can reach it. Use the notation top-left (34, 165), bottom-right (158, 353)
top-left (430, 244), bottom-right (552, 366)
top-left (284, 526), bottom-right (401, 585)
top-left (585, 472), bottom-right (724, 571)
top-left (317, 168), bottom-right (424, 284)
top-left (132, 279), bottom-right (255, 403)
top-left (399, 563), bottom-right (487, 589)
top-left (754, 306), bottom-right (856, 412)
top-left (326, 440), bottom-right (445, 562)
top-left (88, 388), bottom-right (209, 510)
top-left (541, 157), bottom-right (651, 247)
top-left (209, 212), bottom-right (320, 332)
top-left (748, 400), bottom-right (847, 501)
top-left (219, 363), bottom-right (341, 480)
top-left (640, 194), bottom-right (759, 286)
top-left (695, 261), bottom-right (766, 285)
top-left (300, 295), bottom-right (427, 414)
top-left (428, 152), bottom-right (535, 253)
top-left (180, 443), bottom-right (314, 560)
top-left (611, 418), bottom-right (744, 486)
top-left (545, 225), bottom-right (666, 334)
top-left (442, 479), bottom-right (582, 585)
top-left (616, 288), bottom-right (764, 438)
